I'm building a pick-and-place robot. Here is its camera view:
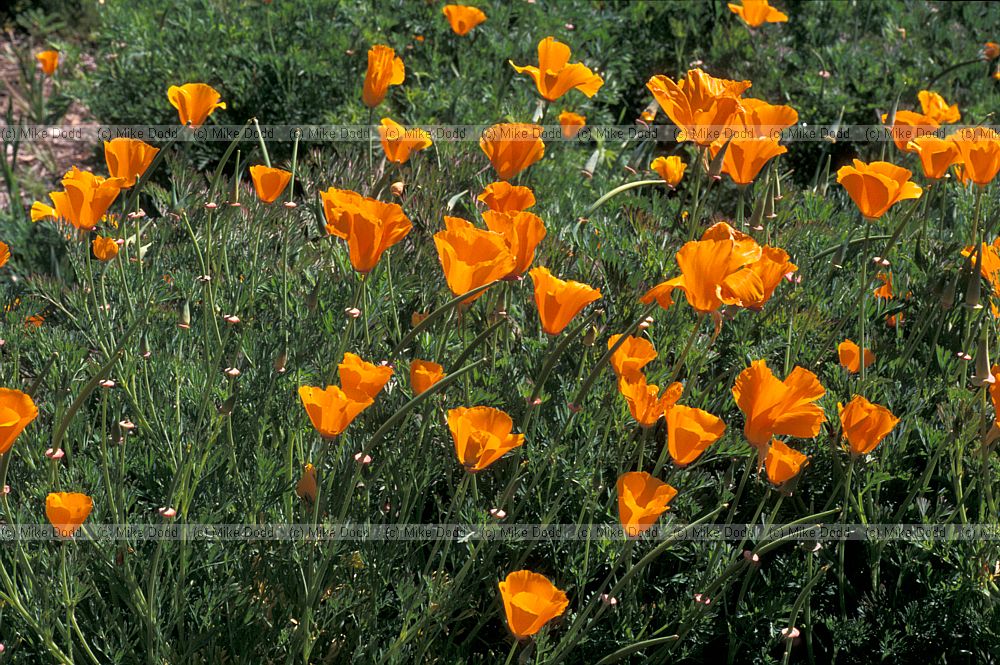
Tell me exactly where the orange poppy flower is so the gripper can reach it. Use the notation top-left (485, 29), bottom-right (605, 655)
top-left (907, 136), bottom-right (960, 180)
top-left (646, 68), bottom-right (751, 145)
top-left (46, 492), bottom-right (93, 538)
top-left (167, 83), bottom-right (226, 127)
top-left (732, 359), bottom-right (826, 453)
top-left (873, 272), bottom-right (893, 299)
top-left (617, 471), bottom-right (678, 537)
top-left (478, 182), bottom-right (536, 212)
top-left (482, 210), bottom-right (546, 276)
top-left (0, 388), bottom-right (39, 455)
top-left (0, 241), bottom-right (10, 268)
top-left (740, 246), bottom-right (797, 310)
top-left (650, 155), bottom-right (687, 188)
top-left (379, 118), bottom-right (433, 164)
top-left (320, 187), bottom-right (412, 273)
top-left (734, 98), bottom-right (798, 137)
top-left (104, 138), bottom-right (159, 188)
top-left (985, 42), bottom-right (1000, 61)
top-left (36, 50), bottom-right (59, 75)
top-left (362, 45), bottom-right (404, 108)
top-left (447, 406), bottom-right (525, 472)
top-left (31, 167), bottom-right (125, 231)
top-left (442, 4), bottom-right (487, 35)
top-left (295, 463), bottom-right (318, 502)
top-left (92, 236), bottom-right (120, 261)
top-left (764, 438), bottom-right (808, 484)
top-left (528, 267), bottom-right (602, 335)
top-left (667, 403), bottom-right (726, 466)
top-left (433, 216), bottom-right (515, 302)
top-left (839, 395), bottom-right (899, 455)
top-left (510, 37), bottom-right (604, 102)
top-left (617, 375), bottom-right (683, 428)
top-left (837, 340), bottom-right (875, 373)
top-left (608, 334), bottom-right (657, 381)
top-left (249, 165), bottom-right (292, 203)
top-left (480, 123), bottom-right (545, 181)
top-left (881, 110), bottom-right (938, 153)
top-left (727, 0), bottom-right (788, 27)
top-left (990, 365), bottom-right (1000, 424)
top-left (558, 111), bottom-right (586, 139)
top-left (498, 570), bottom-right (569, 639)
top-left (298, 385), bottom-right (373, 438)
top-left (918, 90), bottom-right (960, 124)
top-left (338, 353), bottom-right (393, 401)
top-left (710, 135), bottom-right (786, 185)
top-left (947, 128), bottom-right (1000, 185)
top-left (410, 360), bottom-right (445, 395)
top-left (962, 239), bottom-right (1000, 290)
top-left (836, 159), bottom-right (922, 220)
top-left (641, 222), bottom-right (763, 313)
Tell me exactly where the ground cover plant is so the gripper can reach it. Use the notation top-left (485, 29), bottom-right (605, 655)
top-left (2, 0), bottom-right (1000, 662)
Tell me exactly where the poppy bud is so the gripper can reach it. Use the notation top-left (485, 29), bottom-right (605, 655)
top-left (178, 300), bottom-right (191, 329)
top-left (965, 248), bottom-right (983, 309)
top-left (749, 185), bottom-right (766, 230)
top-left (763, 174), bottom-right (777, 219)
top-left (581, 149), bottom-right (601, 179)
top-left (973, 329), bottom-right (995, 387)
top-left (941, 272), bottom-right (958, 310)
top-left (390, 181), bottom-right (405, 197)
top-left (306, 282), bottom-right (321, 311)
top-left (274, 351), bottom-right (288, 374)
top-left (219, 393), bottom-right (238, 416)
top-left (708, 138), bottom-right (731, 180)
top-left (582, 325), bottom-right (598, 347)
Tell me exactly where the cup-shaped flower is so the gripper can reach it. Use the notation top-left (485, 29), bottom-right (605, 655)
top-left (510, 37), bottom-right (604, 102)
top-left (321, 188), bottom-right (412, 273)
top-left (839, 395), bottom-right (899, 456)
top-left (838, 340), bottom-right (874, 374)
top-left (410, 360), bottom-right (445, 395)
top-left (650, 155), bottom-right (687, 187)
top-left (442, 4), bottom-right (486, 35)
top-left (482, 210), bottom-right (546, 276)
top-left (711, 135), bottom-right (786, 185)
top-left (362, 45), bottom-right (404, 108)
top-left (734, 98), bottom-right (798, 137)
top-left (732, 359), bottom-right (826, 454)
top-left (498, 570), bottom-right (569, 639)
top-left (433, 216), bottom-right (515, 302)
top-left (764, 438), bottom-right (808, 485)
top-left (0, 388), bottom-right (38, 455)
top-left (617, 375), bottom-right (683, 428)
top-left (92, 236), bottom-right (119, 262)
top-left (295, 464), bottom-right (317, 502)
top-left (881, 110), bottom-right (937, 153)
top-left (872, 272), bottom-right (893, 299)
top-left (918, 90), bottom-right (960, 123)
top-left (447, 406), bottom-right (525, 472)
top-left (338, 353), bottom-right (393, 402)
top-left (104, 138), bottom-right (159, 188)
top-left (947, 128), bottom-right (1000, 185)
top-left (836, 159), bottom-right (922, 220)
top-left (167, 83), bottom-right (226, 127)
top-left (727, 0), bottom-right (788, 27)
top-left (480, 123), bottom-right (545, 181)
top-left (31, 167), bottom-right (125, 231)
top-left (667, 404), bottom-right (726, 466)
top-left (646, 68), bottom-right (751, 146)
top-left (617, 472), bottom-right (678, 537)
top-left (249, 165), bottom-right (292, 203)
top-left (986, 42), bottom-right (1000, 61)
top-left (907, 136), bottom-right (960, 180)
top-left (478, 182), bottom-right (536, 212)
top-left (528, 267), bottom-right (602, 335)
top-left (379, 118), bottom-right (432, 164)
top-left (46, 492), bottom-right (93, 538)
top-left (36, 50), bottom-right (59, 75)
top-left (608, 334), bottom-right (657, 381)
top-left (558, 111), bottom-right (586, 139)
top-left (0, 241), bottom-right (9, 268)
top-left (298, 385), bottom-right (373, 439)
top-left (740, 246), bottom-right (797, 310)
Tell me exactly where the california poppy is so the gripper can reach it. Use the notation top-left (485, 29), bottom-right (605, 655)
top-left (480, 123), bottom-right (545, 181)
top-left (410, 360), bottom-right (445, 395)
top-left (873, 272), bottom-right (893, 299)
top-left (320, 188), bottom-right (412, 273)
top-left (838, 340), bottom-right (875, 373)
top-left (36, 50), bottom-right (59, 75)
top-left (295, 463), bottom-right (317, 502)
top-left (732, 359), bottom-right (826, 458)
top-left (617, 472), bottom-right (678, 537)
top-left (710, 135), bottom-right (786, 185)
top-left (338, 353), bottom-right (393, 401)
top-left (0, 241), bottom-right (10, 268)
top-left (362, 45), bottom-right (404, 108)
top-left (442, 5), bottom-right (487, 35)
top-left (881, 110), bottom-right (938, 153)
top-left (167, 83), bottom-right (226, 127)
top-left (31, 167), bottom-right (125, 231)
top-left (608, 334), bottom-right (657, 381)
top-left (667, 404), bottom-right (726, 466)
top-left (557, 111), bottom-right (586, 139)
top-left (617, 375), bottom-right (683, 427)
top-left (839, 395), bottom-right (899, 455)
top-left (433, 216), bottom-right (515, 302)
top-left (990, 365), bottom-right (1000, 424)
top-left (907, 136), bottom-right (960, 180)
top-left (836, 159), bottom-right (922, 220)
top-left (727, 0), bottom-right (788, 27)
top-left (46, 492), bottom-right (93, 538)
top-left (962, 239), bottom-right (1000, 290)
top-left (947, 128), bottom-right (1000, 185)
top-left (92, 236), bottom-right (119, 261)
top-left (0, 387), bottom-right (39, 454)
top-left (249, 165), bottom-right (292, 203)
top-left (379, 118), bottom-right (433, 164)
top-left (482, 210), bottom-right (546, 276)
top-left (447, 406), bottom-right (525, 472)
top-left (764, 438), bottom-right (808, 484)
top-left (986, 42), bottom-right (1000, 61)
top-left (104, 138), bottom-right (159, 188)
top-left (498, 570), bottom-right (569, 639)
top-left (918, 90), bottom-right (960, 123)
top-left (650, 155), bottom-right (687, 188)
top-left (478, 182), bottom-right (536, 212)
top-left (646, 68), bottom-right (751, 146)
top-left (528, 267), bottom-right (602, 335)
top-left (510, 37), bottom-right (604, 101)
top-left (740, 246), bottom-right (797, 310)
top-left (734, 98), bottom-right (799, 137)
top-left (298, 385), bottom-right (373, 438)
